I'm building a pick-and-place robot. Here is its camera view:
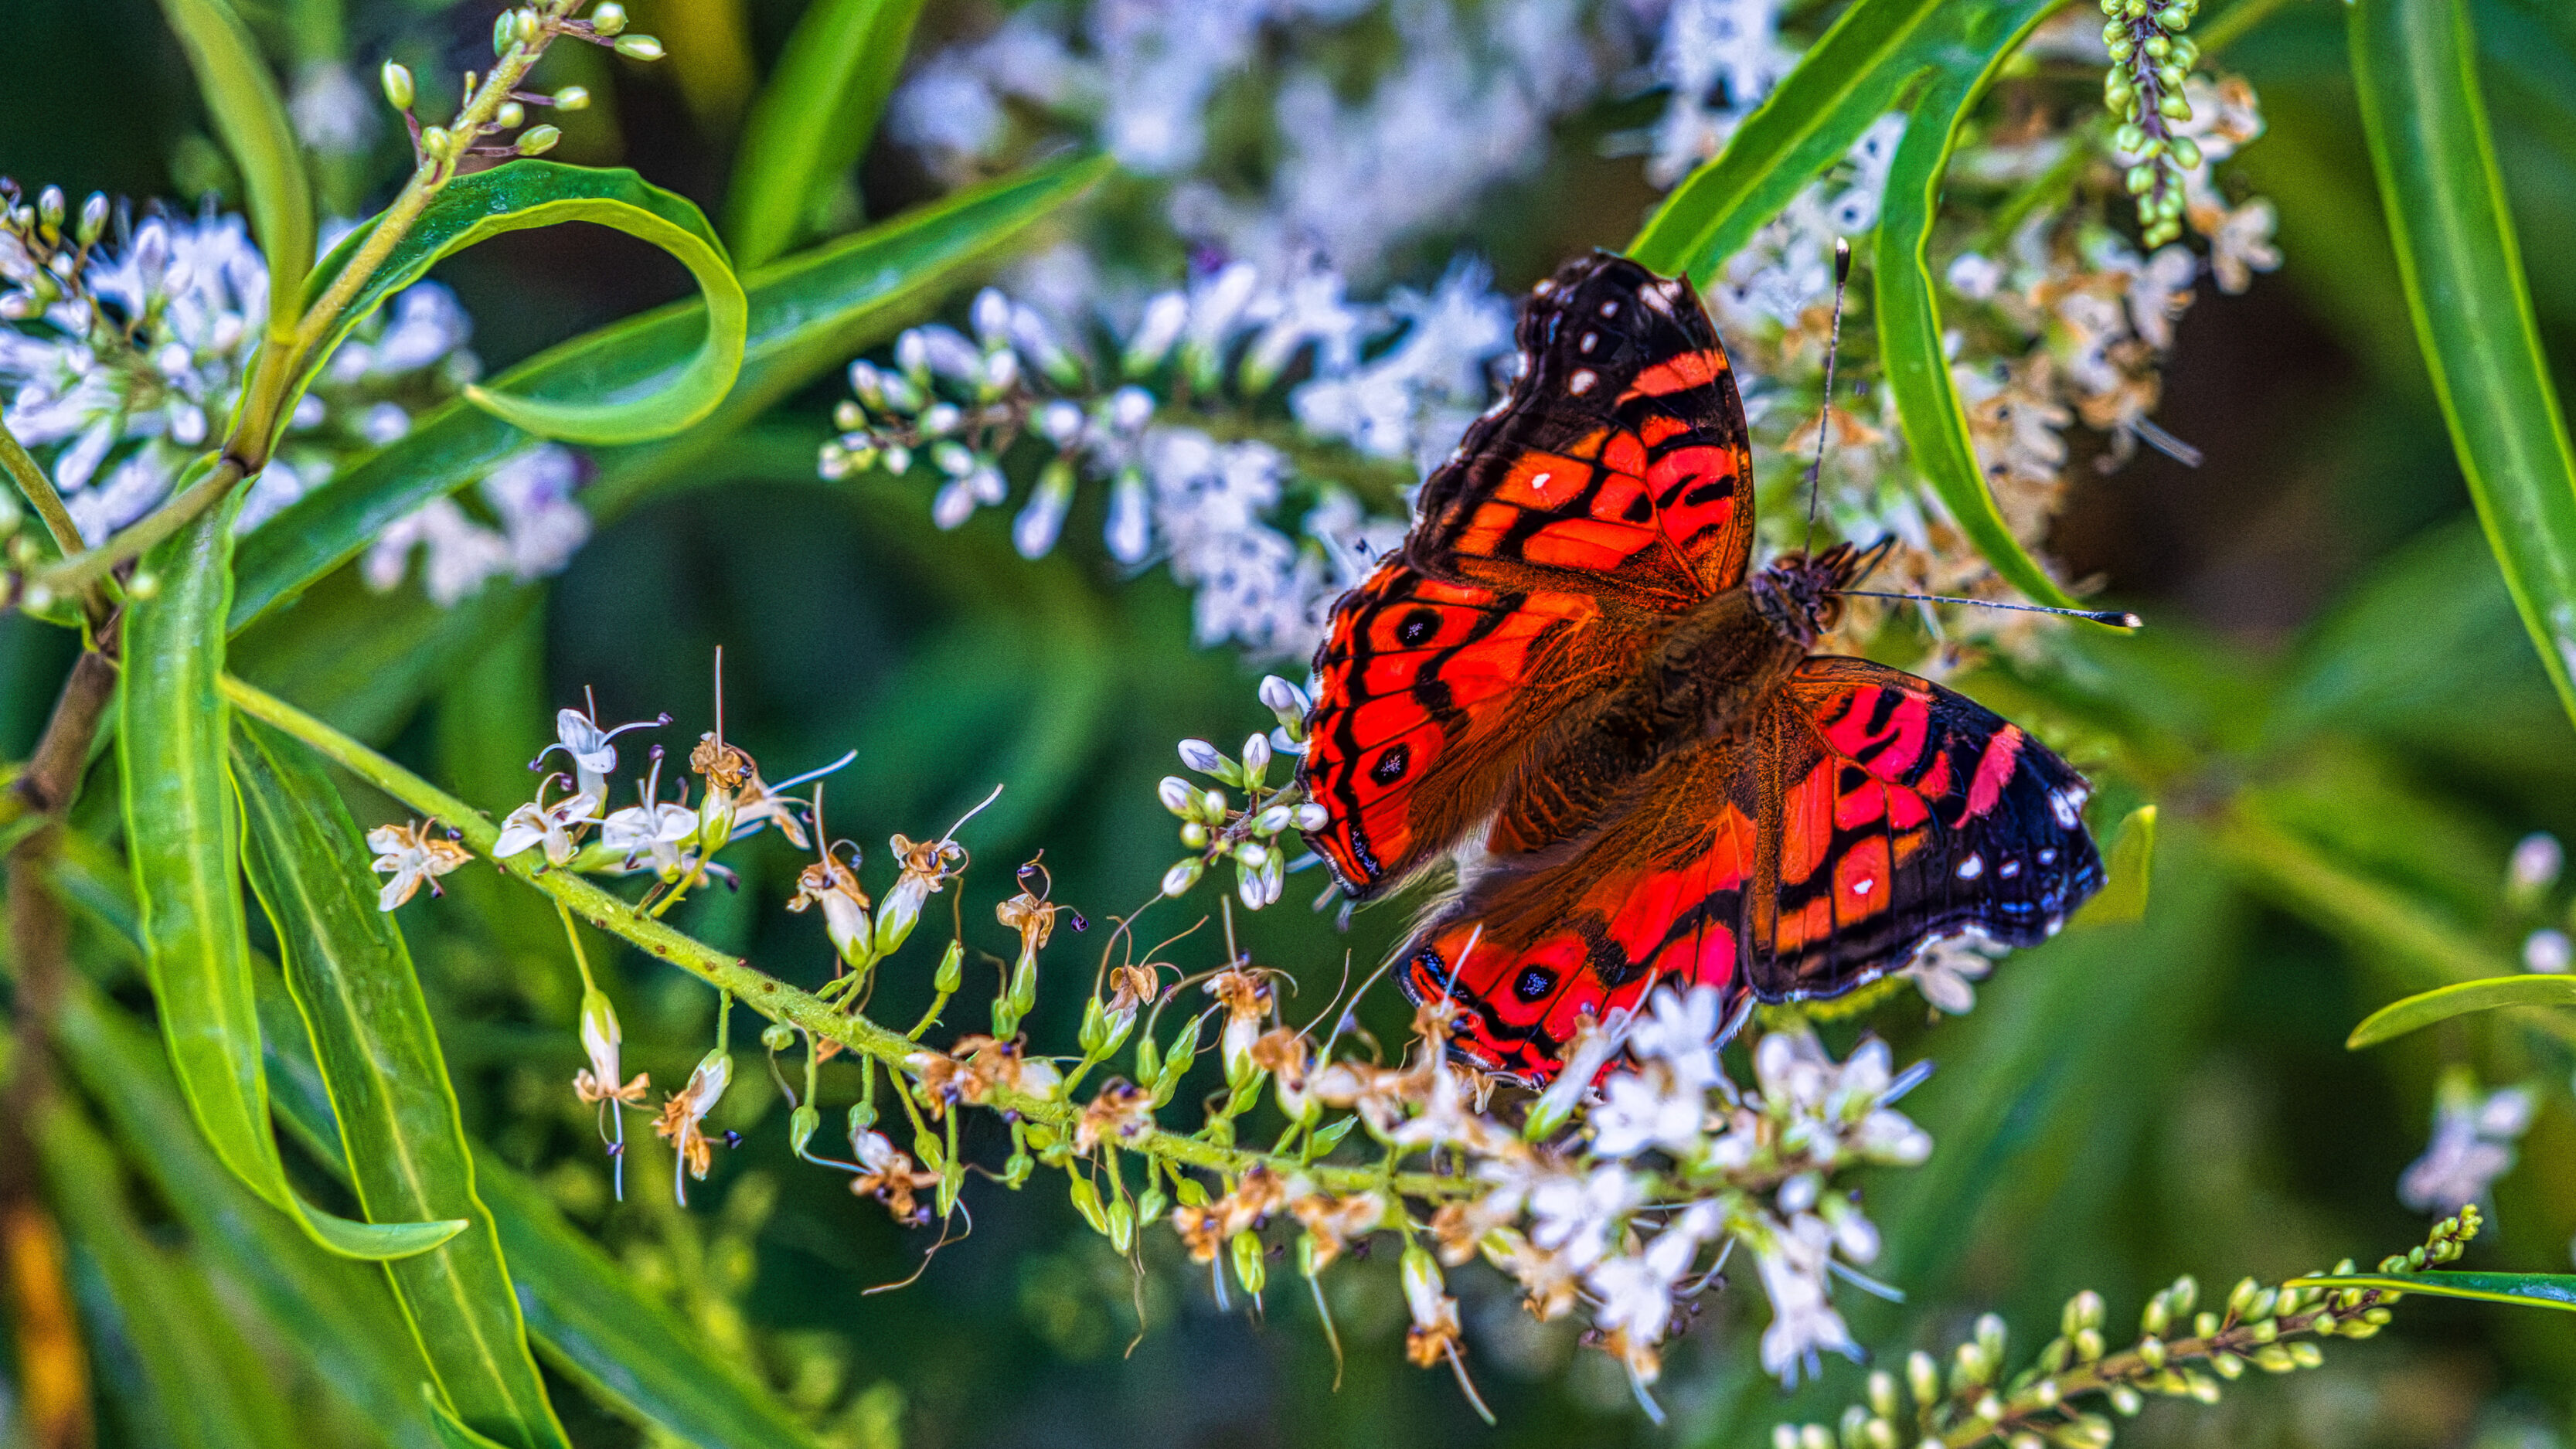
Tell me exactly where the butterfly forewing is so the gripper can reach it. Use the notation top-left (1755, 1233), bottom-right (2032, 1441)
top-left (1408, 256), bottom-right (1757, 607)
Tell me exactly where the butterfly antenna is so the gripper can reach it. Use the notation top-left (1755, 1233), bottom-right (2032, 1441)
top-left (1831, 590), bottom-right (2142, 628)
top-left (1802, 237), bottom-right (1854, 557)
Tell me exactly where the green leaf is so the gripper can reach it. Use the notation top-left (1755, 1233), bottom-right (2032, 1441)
top-left (427, 1393), bottom-right (518, 1449)
top-left (38, 1098), bottom-right (305, 1449)
top-left (230, 717), bottom-right (570, 1449)
top-left (2353, 0), bottom-right (2576, 738)
top-left (723, 0), bottom-right (931, 267)
top-left (230, 154), bottom-right (1112, 632)
top-left (118, 502), bottom-right (456, 1260)
top-left (2346, 974), bottom-right (2576, 1049)
top-left (2071, 804), bottom-right (2156, 927)
top-left (477, 1165), bottom-right (837, 1449)
top-left (2282, 1271), bottom-right (2576, 1311)
top-left (1630, 0), bottom-right (1948, 281)
top-left (306, 162), bottom-right (747, 446)
top-left (157, 0), bottom-right (310, 334)
top-left (1628, 0), bottom-right (2091, 613)
top-left (1871, 0), bottom-right (2094, 617)
top-left (50, 985), bottom-right (448, 1449)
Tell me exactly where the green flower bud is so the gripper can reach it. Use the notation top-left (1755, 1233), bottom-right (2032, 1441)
top-left (614, 33), bottom-right (665, 60)
top-left (2126, 163), bottom-right (2156, 194)
top-left (2168, 134), bottom-right (2202, 168)
top-left (553, 85), bottom-right (591, 111)
top-left (420, 124), bottom-right (452, 155)
top-left (934, 938), bottom-right (963, 993)
top-left (590, 2), bottom-right (628, 36)
top-left (2159, 92), bottom-right (2193, 120)
top-left (2061, 1291), bottom-right (2104, 1336)
top-left (1906, 1350), bottom-right (1940, 1408)
top-left (1161, 858), bottom-right (1205, 897)
top-left (761, 1022), bottom-right (795, 1052)
top-left (788, 1103), bottom-right (821, 1156)
top-left (2157, 5), bottom-right (2190, 29)
top-left (1231, 1230), bottom-right (1267, 1296)
top-left (2142, 32), bottom-right (2170, 58)
top-left (493, 11), bottom-right (518, 54)
top-left (516, 124), bottom-right (561, 156)
top-left (124, 571), bottom-right (159, 601)
top-left (2210, 1351), bottom-right (2244, 1380)
top-left (2115, 123), bottom-right (2148, 153)
top-left (77, 192), bottom-right (108, 245)
top-left (496, 100), bottom-right (526, 130)
top-left (1107, 1199), bottom-right (1135, 1253)
top-left (36, 187), bottom-right (63, 231)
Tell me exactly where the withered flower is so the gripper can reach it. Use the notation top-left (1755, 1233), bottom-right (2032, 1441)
top-left (1288, 1190), bottom-right (1385, 1272)
top-left (652, 1049), bottom-right (731, 1205)
top-left (849, 1128), bottom-right (942, 1226)
top-left (366, 819), bottom-right (469, 910)
top-left (1074, 1078), bottom-right (1154, 1153)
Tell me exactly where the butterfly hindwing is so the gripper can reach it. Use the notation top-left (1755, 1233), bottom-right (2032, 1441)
top-left (1400, 743), bottom-right (1760, 1082)
top-left (1407, 253), bottom-right (1757, 608)
top-left (1746, 656), bottom-right (2105, 1001)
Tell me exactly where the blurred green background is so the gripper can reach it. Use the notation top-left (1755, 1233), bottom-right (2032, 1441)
top-left (7, 0), bottom-right (2576, 1446)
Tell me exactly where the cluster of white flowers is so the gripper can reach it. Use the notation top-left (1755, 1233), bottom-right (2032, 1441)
top-left (1637, 0), bottom-right (1798, 189)
top-left (819, 256), bottom-right (1526, 657)
top-left (891, 0), bottom-right (1614, 280)
top-left (0, 187), bottom-right (591, 605)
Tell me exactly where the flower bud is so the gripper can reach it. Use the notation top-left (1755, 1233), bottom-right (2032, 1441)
top-left (1906, 1351), bottom-right (1940, 1409)
top-left (2061, 1290), bottom-right (2103, 1336)
top-left (934, 938), bottom-right (963, 993)
top-left (553, 85), bottom-right (592, 111)
top-left (788, 1103), bottom-right (822, 1157)
top-left (614, 32), bottom-right (665, 60)
top-left (1179, 821), bottom-right (1210, 849)
top-left (1240, 732), bottom-right (1272, 785)
top-left (1107, 1199), bottom-right (1135, 1253)
top-left (1069, 1171), bottom-right (1108, 1233)
top-left (1161, 858), bottom-right (1205, 898)
top-left (2158, 91), bottom-right (2192, 121)
top-left (516, 125), bottom-right (561, 156)
top-left (761, 1022), bottom-right (795, 1052)
top-left (496, 100), bottom-right (527, 130)
top-left (1177, 737), bottom-right (1230, 777)
top-left (1292, 801), bottom-right (1329, 831)
top-left (1158, 776), bottom-right (1198, 818)
top-left (590, 2), bottom-right (628, 36)
top-left (1252, 805), bottom-right (1295, 835)
top-left (1231, 1230), bottom-right (1268, 1296)
top-left (36, 187), bottom-right (64, 231)
top-left (2167, 134), bottom-right (2202, 169)
top-left (77, 192), bottom-right (108, 245)
top-left (1258, 675), bottom-right (1311, 731)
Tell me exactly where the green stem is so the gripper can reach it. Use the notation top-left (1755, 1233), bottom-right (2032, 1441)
top-left (216, 672), bottom-right (1471, 1202)
top-left (0, 417), bottom-right (83, 560)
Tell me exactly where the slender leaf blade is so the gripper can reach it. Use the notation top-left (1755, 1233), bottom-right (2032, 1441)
top-left (157, 0), bottom-right (310, 330)
top-left (1629, 0), bottom-right (1941, 281)
top-left (2283, 1271), bottom-right (2576, 1311)
top-left (228, 153), bottom-right (1112, 632)
top-left (119, 503), bottom-right (452, 1260)
top-left (723, 0), bottom-right (932, 267)
top-left (1872, 0), bottom-right (2091, 615)
top-left (2346, 974), bottom-right (2576, 1049)
top-left (231, 718), bottom-right (570, 1449)
top-left (2072, 804), bottom-right (2156, 926)
top-left (51, 986), bottom-right (447, 1449)
top-left (2353, 0), bottom-right (2576, 736)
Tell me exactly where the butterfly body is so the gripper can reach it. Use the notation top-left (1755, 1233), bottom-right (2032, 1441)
top-left (1298, 253), bottom-right (2108, 1084)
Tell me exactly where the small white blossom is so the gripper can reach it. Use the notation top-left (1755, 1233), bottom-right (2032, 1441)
top-left (2400, 1075), bottom-right (2535, 1214)
top-left (492, 779), bottom-right (601, 868)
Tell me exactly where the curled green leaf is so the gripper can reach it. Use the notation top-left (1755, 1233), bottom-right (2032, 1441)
top-left (306, 162), bottom-right (747, 445)
top-left (2346, 974), bottom-right (2576, 1049)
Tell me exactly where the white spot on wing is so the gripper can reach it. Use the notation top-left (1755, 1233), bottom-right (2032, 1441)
top-left (2038, 847), bottom-right (2057, 866)
top-left (1530, 471), bottom-right (1552, 494)
top-left (1956, 854), bottom-right (1983, 881)
top-left (1642, 285), bottom-right (1675, 315)
top-left (1853, 876), bottom-right (1874, 896)
top-left (1598, 300), bottom-right (1618, 317)
top-left (2050, 790), bottom-right (2081, 829)
top-left (1579, 332), bottom-right (1597, 353)
top-left (1569, 369), bottom-right (1598, 395)
top-left (1999, 859), bottom-right (2022, 879)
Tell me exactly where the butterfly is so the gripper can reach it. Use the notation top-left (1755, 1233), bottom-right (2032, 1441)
top-left (1296, 252), bottom-right (2107, 1085)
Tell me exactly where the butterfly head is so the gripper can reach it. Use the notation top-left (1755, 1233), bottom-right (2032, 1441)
top-left (1750, 542), bottom-right (1872, 647)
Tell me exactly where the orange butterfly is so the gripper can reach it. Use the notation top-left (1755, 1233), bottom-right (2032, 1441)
top-left (1298, 253), bottom-right (2105, 1083)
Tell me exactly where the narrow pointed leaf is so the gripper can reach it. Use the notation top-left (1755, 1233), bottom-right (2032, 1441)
top-left (50, 985), bottom-right (447, 1449)
top-left (38, 1100), bottom-right (304, 1449)
top-left (2353, 0), bottom-right (2576, 736)
top-left (119, 502), bottom-right (457, 1260)
top-left (1629, 0), bottom-right (1945, 281)
top-left (723, 0), bottom-right (931, 267)
top-left (231, 717), bottom-right (570, 1449)
top-left (157, 0), bottom-right (310, 329)
top-left (230, 154), bottom-right (1112, 631)
top-left (1872, 0), bottom-right (2094, 617)
top-left (2346, 975), bottom-right (2576, 1049)
top-left (2283, 1271), bottom-right (2576, 1311)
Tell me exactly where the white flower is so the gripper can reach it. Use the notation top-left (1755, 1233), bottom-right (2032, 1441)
top-left (1751, 1212), bottom-right (1860, 1386)
top-left (2511, 832), bottom-right (2564, 896)
top-left (1526, 1162), bottom-right (1642, 1269)
top-left (2125, 244), bottom-right (2198, 350)
top-left (1904, 930), bottom-right (2006, 1015)
top-left (2527, 929), bottom-right (2571, 975)
top-left (2400, 1076), bottom-right (2535, 1213)
top-left (536, 697), bottom-right (666, 804)
top-left (362, 446), bottom-right (590, 606)
top-left (492, 778), bottom-right (601, 867)
top-left (365, 820), bottom-right (469, 910)
top-left (1589, 1066), bottom-right (1707, 1159)
top-left (290, 61), bottom-right (378, 156)
top-left (1628, 985), bottom-right (1727, 1092)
